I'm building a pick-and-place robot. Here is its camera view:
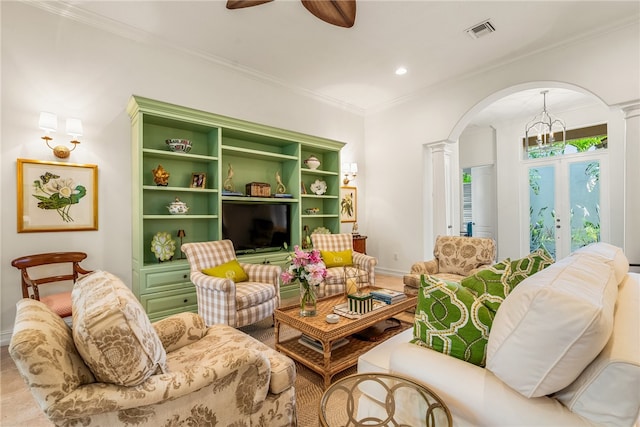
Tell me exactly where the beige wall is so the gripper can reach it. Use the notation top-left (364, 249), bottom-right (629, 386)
top-left (0, 2), bottom-right (365, 343)
top-left (365, 22), bottom-right (639, 275)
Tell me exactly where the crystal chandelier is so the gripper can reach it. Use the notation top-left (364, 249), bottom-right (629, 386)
top-left (525, 90), bottom-right (566, 155)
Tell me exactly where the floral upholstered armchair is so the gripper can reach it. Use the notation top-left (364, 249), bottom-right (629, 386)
top-left (403, 235), bottom-right (496, 294)
top-left (9, 270), bottom-right (296, 427)
top-left (310, 233), bottom-right (377, 297)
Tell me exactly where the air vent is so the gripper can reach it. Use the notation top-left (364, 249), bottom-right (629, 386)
top-left (466, 20), bottom-right (496, 39)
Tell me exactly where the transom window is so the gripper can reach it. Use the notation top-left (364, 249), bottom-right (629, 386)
top-left (523, 124), bottom-right (607, 159)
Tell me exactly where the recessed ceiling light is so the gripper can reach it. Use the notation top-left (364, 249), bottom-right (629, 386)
top-left (395, 67), bottom-right (408, 76)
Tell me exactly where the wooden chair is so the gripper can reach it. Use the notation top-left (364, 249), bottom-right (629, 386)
top-left (11, 252), bottom-right (92, 318)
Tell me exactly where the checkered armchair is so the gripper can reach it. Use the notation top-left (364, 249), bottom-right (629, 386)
top-left (310, 233), bottom-right (377, 297)
top-left (181, 240), bottom-right (281, 328)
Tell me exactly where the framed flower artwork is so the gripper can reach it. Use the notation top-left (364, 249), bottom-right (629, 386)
top-left (340, 186), bottom-right (357, 223)
top-left (17, 159), bottom-right (98, 232)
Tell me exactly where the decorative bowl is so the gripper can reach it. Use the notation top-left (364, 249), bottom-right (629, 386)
top-left (166, 139), bottom-right (192, 153)
top-left (166, 197), bottom-right (189, 215)
top-left (305, 207), bottom-right (320, 215)
top-left (304, 155), bottom-right (321, 170)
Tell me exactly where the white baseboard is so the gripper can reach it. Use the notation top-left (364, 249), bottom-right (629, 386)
top-left (375, 267), bottom-right (405, 277)
top-left (1, 329), bottom-right (13, 347)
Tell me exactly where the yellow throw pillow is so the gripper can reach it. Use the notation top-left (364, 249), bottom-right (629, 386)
top-left (321, 249), bottom-right (353, 268)
top-left (202, 259), bottom-right (249, 282)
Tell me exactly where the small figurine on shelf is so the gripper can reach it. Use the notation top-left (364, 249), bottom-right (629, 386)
top-left (352, 222), bottom-right (360, 235)
top-left (275, 171), bottom-right (286, 194)
top-left (301, 225), bottom-right (311, 249)
top-left (223, 163), bottom-right (235, 192)
top-left (152, 164), bottom-right (169, 186)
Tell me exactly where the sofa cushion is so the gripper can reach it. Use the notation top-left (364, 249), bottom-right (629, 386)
top-left (486, 254), bottom-right (618, 398)
top-left (508, 248), bottom-right (554, 287)
top-left (571, 242), bottom-right (629, 284)
top-left (202, 259), bottom-right (248, 282)
top-left (321, 249), bottom-right (353, 268)
top-left (412, 275), bottom-right (494, 366)
top-left (72, 271), bottom-right (168, 386)
top-left (553, 273), bottom-right (640, 427)
top-left (460, 259), bottom-right (511, 313)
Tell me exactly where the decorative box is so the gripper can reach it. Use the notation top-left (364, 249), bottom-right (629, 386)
top-left (348, 293), bottom-right (373, 315)
top-left (246, 182), bottom-right (271, 197)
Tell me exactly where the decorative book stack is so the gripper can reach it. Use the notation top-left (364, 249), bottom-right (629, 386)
top-left (370, 288), bottom-right (407, 305)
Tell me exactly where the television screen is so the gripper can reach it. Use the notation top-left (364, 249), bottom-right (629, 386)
top-left (222, 202), bottom-right (291, 254)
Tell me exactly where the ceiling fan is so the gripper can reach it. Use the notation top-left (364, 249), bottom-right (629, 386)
top-left (226, 0), bottom-right (356, 28)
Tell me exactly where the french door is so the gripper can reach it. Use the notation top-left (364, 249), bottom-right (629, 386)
top-left (526, 152), bottom-right (608, 260)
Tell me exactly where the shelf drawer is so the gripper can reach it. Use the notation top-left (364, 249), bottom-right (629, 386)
top-left (141, 266), bottom-right (192, 293)
top-left (141, 288), bottom-right (198, 322)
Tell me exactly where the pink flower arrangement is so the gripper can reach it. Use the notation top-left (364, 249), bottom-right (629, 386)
top-left (281, 245), bottom-right (327, 287)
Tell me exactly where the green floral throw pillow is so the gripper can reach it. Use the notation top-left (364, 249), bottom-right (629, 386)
top-left (412, 275), bottom-right (494, 366)
top-left (509, 249), bottom-right (555, 287)
top-left (460, 259), bottom-right (512, 313)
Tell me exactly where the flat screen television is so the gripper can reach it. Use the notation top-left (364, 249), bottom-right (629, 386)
top-left (222, 202), bottom-right (291, 254)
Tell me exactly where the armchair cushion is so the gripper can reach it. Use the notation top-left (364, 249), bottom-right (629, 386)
top-left (321, 249), bottom-right (353, 267)
top-left (153, 312), bottom-right (207, 353)
top-left (9, 298), bottom-right (95, 414)
top-left (202, 259), bottom-right (248, 282)
top-left (72, 270), bottom-right (168, 387)
top-left (412, 275), bottom-right (494, 366)
top-left (434, 235), bottom-right (496, 276)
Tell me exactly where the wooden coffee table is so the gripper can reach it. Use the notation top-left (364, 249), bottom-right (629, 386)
top-left (274, 289), bottom-right (417, 388)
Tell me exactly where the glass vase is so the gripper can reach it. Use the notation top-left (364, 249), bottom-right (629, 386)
top-left (299, 281), bottom-right (318, 317)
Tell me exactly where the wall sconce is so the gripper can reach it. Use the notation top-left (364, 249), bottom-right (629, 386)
top-left (39, 112), bottom-right (83, 159)
top-left (342, 162), bottom-right (358, 185)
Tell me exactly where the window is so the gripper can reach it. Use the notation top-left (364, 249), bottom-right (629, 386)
top-left (524, 124), bottom-right (607, 159)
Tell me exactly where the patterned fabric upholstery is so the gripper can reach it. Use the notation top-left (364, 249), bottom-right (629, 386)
top-left (72, 271), bottom-right (168, 386)
top-left (310, 233), bottom-right (378, 297)
top-left (404, 235), bottom-right (496, 294)
top-left (181, 240), bottom-right (281, 327)
top-left (9, 298), bottom-right (297, 427)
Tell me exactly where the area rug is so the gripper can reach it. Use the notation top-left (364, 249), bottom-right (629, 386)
top-left (239, 310), bottom-right (414, 427)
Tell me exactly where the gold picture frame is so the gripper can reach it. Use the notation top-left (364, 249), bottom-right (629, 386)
top-left (340, 186), bottom-right (357, 223)
top-left (190, 172), bottom-right (207, 189)
top-left (17, 159), bottom-right (98, 232)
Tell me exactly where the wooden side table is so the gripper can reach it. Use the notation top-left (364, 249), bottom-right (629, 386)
top-left (319, 372), bottom-right (452, 426)
top-left (352, 234), bottom-right (367, 254)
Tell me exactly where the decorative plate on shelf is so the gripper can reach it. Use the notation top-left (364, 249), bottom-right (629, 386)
top-left (312, 227), bottom-right (331, 235)
top-left (310, 179), bottom-right (327, 195)
top-left (151, 231), bottom-right (176, 262)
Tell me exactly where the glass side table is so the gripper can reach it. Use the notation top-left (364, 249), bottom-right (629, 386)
top-left (319, 372), bottom-right (452, 427)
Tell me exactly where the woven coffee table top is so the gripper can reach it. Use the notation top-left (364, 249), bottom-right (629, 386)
top-left (275, 289), bottom-right (417, 344)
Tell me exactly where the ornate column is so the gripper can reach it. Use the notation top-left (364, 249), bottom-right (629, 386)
top-left (423, 141), bottom-right (455, 254)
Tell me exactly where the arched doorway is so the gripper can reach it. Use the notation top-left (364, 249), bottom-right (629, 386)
top-left (424, 82), bottom-right (619, 260)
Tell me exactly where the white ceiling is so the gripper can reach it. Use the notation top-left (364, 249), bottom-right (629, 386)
top-left (40, 1), bottom-right (639, 121)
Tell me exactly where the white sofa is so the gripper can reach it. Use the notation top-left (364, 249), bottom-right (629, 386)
top-left (358, 243), bottom-right (640, 427)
